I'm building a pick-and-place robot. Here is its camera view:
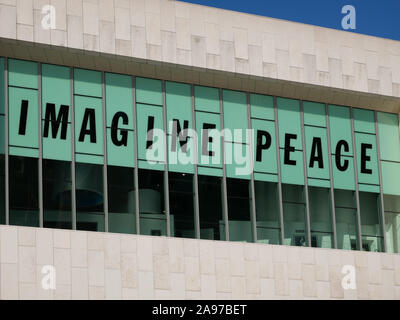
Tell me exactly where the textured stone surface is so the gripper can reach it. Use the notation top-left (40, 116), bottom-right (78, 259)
top-left (0, 0), bottom-right (399, 114)
top-left (3, 225), bottom-right (399, 300)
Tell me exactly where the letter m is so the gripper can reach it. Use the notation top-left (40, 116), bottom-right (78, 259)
top-left (43, 103), bottom-right (69, 140)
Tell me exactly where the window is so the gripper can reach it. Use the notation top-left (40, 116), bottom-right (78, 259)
top-left (108, 166), bottom-right (136, 235)
top-left (76, 163), bottom-right (104, 232)
top-left (226, 178), bottom-right (253, 242)
top-left (138, 169), bottom-right (166, 236)
top-left (198, 175), bottom-right (225, 240)
top-left (359, 192), bottom-right (384, 252)
top-left (335, 189), bottom-right (359, 250)
top-left (9, 156), bottom-right (39, 227)
top-left (282, 184), bottom-right (307, 246)
top-left (169, 173), bottom-right (196, 239)
top-left (254, 181), bottom-right (280, 244)
top-left (43, 160), bottom-right (72, 229)
top-left (0, 155), bottom-right (4, 225)
top-left (309, 186), bottom-right (334, 248)
top-left (384, 194), bottom-right (400, 253)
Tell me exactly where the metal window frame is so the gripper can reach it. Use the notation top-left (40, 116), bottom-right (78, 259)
top-left (191, 84), bottom-right (200, 239)
top-left (325, 104), bottom-right (338, 249)
top-left (4, 57), bottom-right (9, 225)
top-left (219, 88), bottom-right (229, 241)
top-left (374, 110), bottom-right (387, 252)
top-left (273, 96), bottom-right (285, 245)
top-left (38, 63), bottom-right (44, 228)
top-left (70, 67), bottom-right (77, 230)
top-left (350, 108), bottom-right (363, 250)
top-left (246, 92), bottom-right (257, 243)
top-left (162, 80), bottom-right (171, 237)
top-left (132, 76), bottom-right (140, 235)
top-left (299, 100), bottom-right (312, 247)
top-left (101, 71), bottom-right (109, 232)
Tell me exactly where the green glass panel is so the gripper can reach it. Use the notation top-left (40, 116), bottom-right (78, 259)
top-left (74, 68), bottom-right (102, 97)
top-left (136, 103), bottom-right (165, 168)
top-left (8, 59), bottom-right (38, 89)
top-left (377, 112), bottom-right (400, 162)
top-left (9, 87), bottom-right (39, 151)
top-left (42, 64), bottom-right (71, 161)
top-left (194, 85), bottom-right (220, 113)
top-left (107, 128), bottom-right (134, 167)
top-left (252, 119), bottom-right (277, 175)
top-left (254, 172), bottom-right (278, 183)
top-left (0, 58), bottom-right (4, 114)
top-left (381, 161), bottom-right (400, 196)
top-left (359, 184), bottom-right (380, 193)
top-left (136, 77), bottom-right (162, 106)
top-left (277, 98), bottom-right (302, 150)
top-left (353, 108), bottom-right (375, 134)
top-left (42, 121), bottom-right (71, 161)
top-left (308, 178), bottom-right (330, 188)
top-left (250, 93), bottom-right (274, 120)
top-left (75, 154), bottom-right (103, 165)
top-left (42, 64), bottom-right (71, 120)
top-left (9, 146), bottom-right (39, 158)
top-left (74, 95), bottom-right (103, 157)
top-left (105, 73), bottom-right (133, 129)
top-left (197, 166), bottom-right (223, 177)
top-left (195, 111), bottom-right (222, 169)
top-left (222, 90), bottom-right (248, 143)
top-left (138, 159), bottom-right (164, 171)
top-left (303, 101), bottom-right (326, 127)
top-left (280, 149), bottom-right (304, 185)
top-left (305, 126), bottom-right (329, 180)
top-left (328, 105), bottom-right (353, 157)
top-left (225, 142), bottom-right (251, 180)
top-left (355, 133), bottom-right (379, 186)
top-left (332, 155), bottom-right (355, 190)
top-left (166, 82), bottom-right (194, 174)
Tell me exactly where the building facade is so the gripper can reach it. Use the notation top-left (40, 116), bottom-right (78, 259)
top-left (0, 0), bottom-right (399, 299)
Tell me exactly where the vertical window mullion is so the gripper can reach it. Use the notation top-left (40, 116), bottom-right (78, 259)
top-left (38, 62), bottom-right (43, 228)
top-left (325, 104), bottom-right (338, 249)
top-left (219, 88), bottom-right (229, 241)
top-left (4, 57), bottom-right (9, 225)
top-left (246, 92), bottom-right (257, 243)
top-left (191, 84), bottom-right (200, 239)
top-left (350, 107), bottom-right (363, 250)
top-left (374, 110), bottom-right (387, 252)
top-left (70, 68), bottom-right (77, 230)
top-left (273, 96), bottom-right (285, 244)
top-left (132, 76), bottom-right (140, 235)
top-left (101, 71), bottom-right (109, 232)
top-left (162, 80), bottom-right (171, 237)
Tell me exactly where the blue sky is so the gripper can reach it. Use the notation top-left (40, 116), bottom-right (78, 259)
top-left (181, 0), bottom-right (400, 41)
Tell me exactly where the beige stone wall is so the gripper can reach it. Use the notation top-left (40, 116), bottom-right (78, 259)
top-left (0, 225), bottom-right (399, 300)
top-left (0, 0), bottom-right (400, 114)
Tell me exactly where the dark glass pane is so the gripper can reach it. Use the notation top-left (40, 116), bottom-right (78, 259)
top-left (138, 169), bottom-right (167, 236)
top-left (198, 175), bottom-right (225, 240)
top-left (282, 184), bottom-right (307, 247)
top-left (43, 159), bottom-right (72, 229)
top-left (108, 166), bottom-right (136, 235)
top-left (359, 192), bottom-right (384, 252)
top-left (76, 163), bottom-right (104, 232)
top-left (254, 181), bottom-right (280, 244)
top-left (169, 173), bottom-right (195, 239)
top-left (0, 155), bottom-right (5, 225)
top-left (335, 189), bottom-right (359, 250)
top-left (9, 156), bottom-right (39, 227)
top-left (309, 186), bottom-right (334, 248)
top-left (226, 178), bottom-right (252, 242)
